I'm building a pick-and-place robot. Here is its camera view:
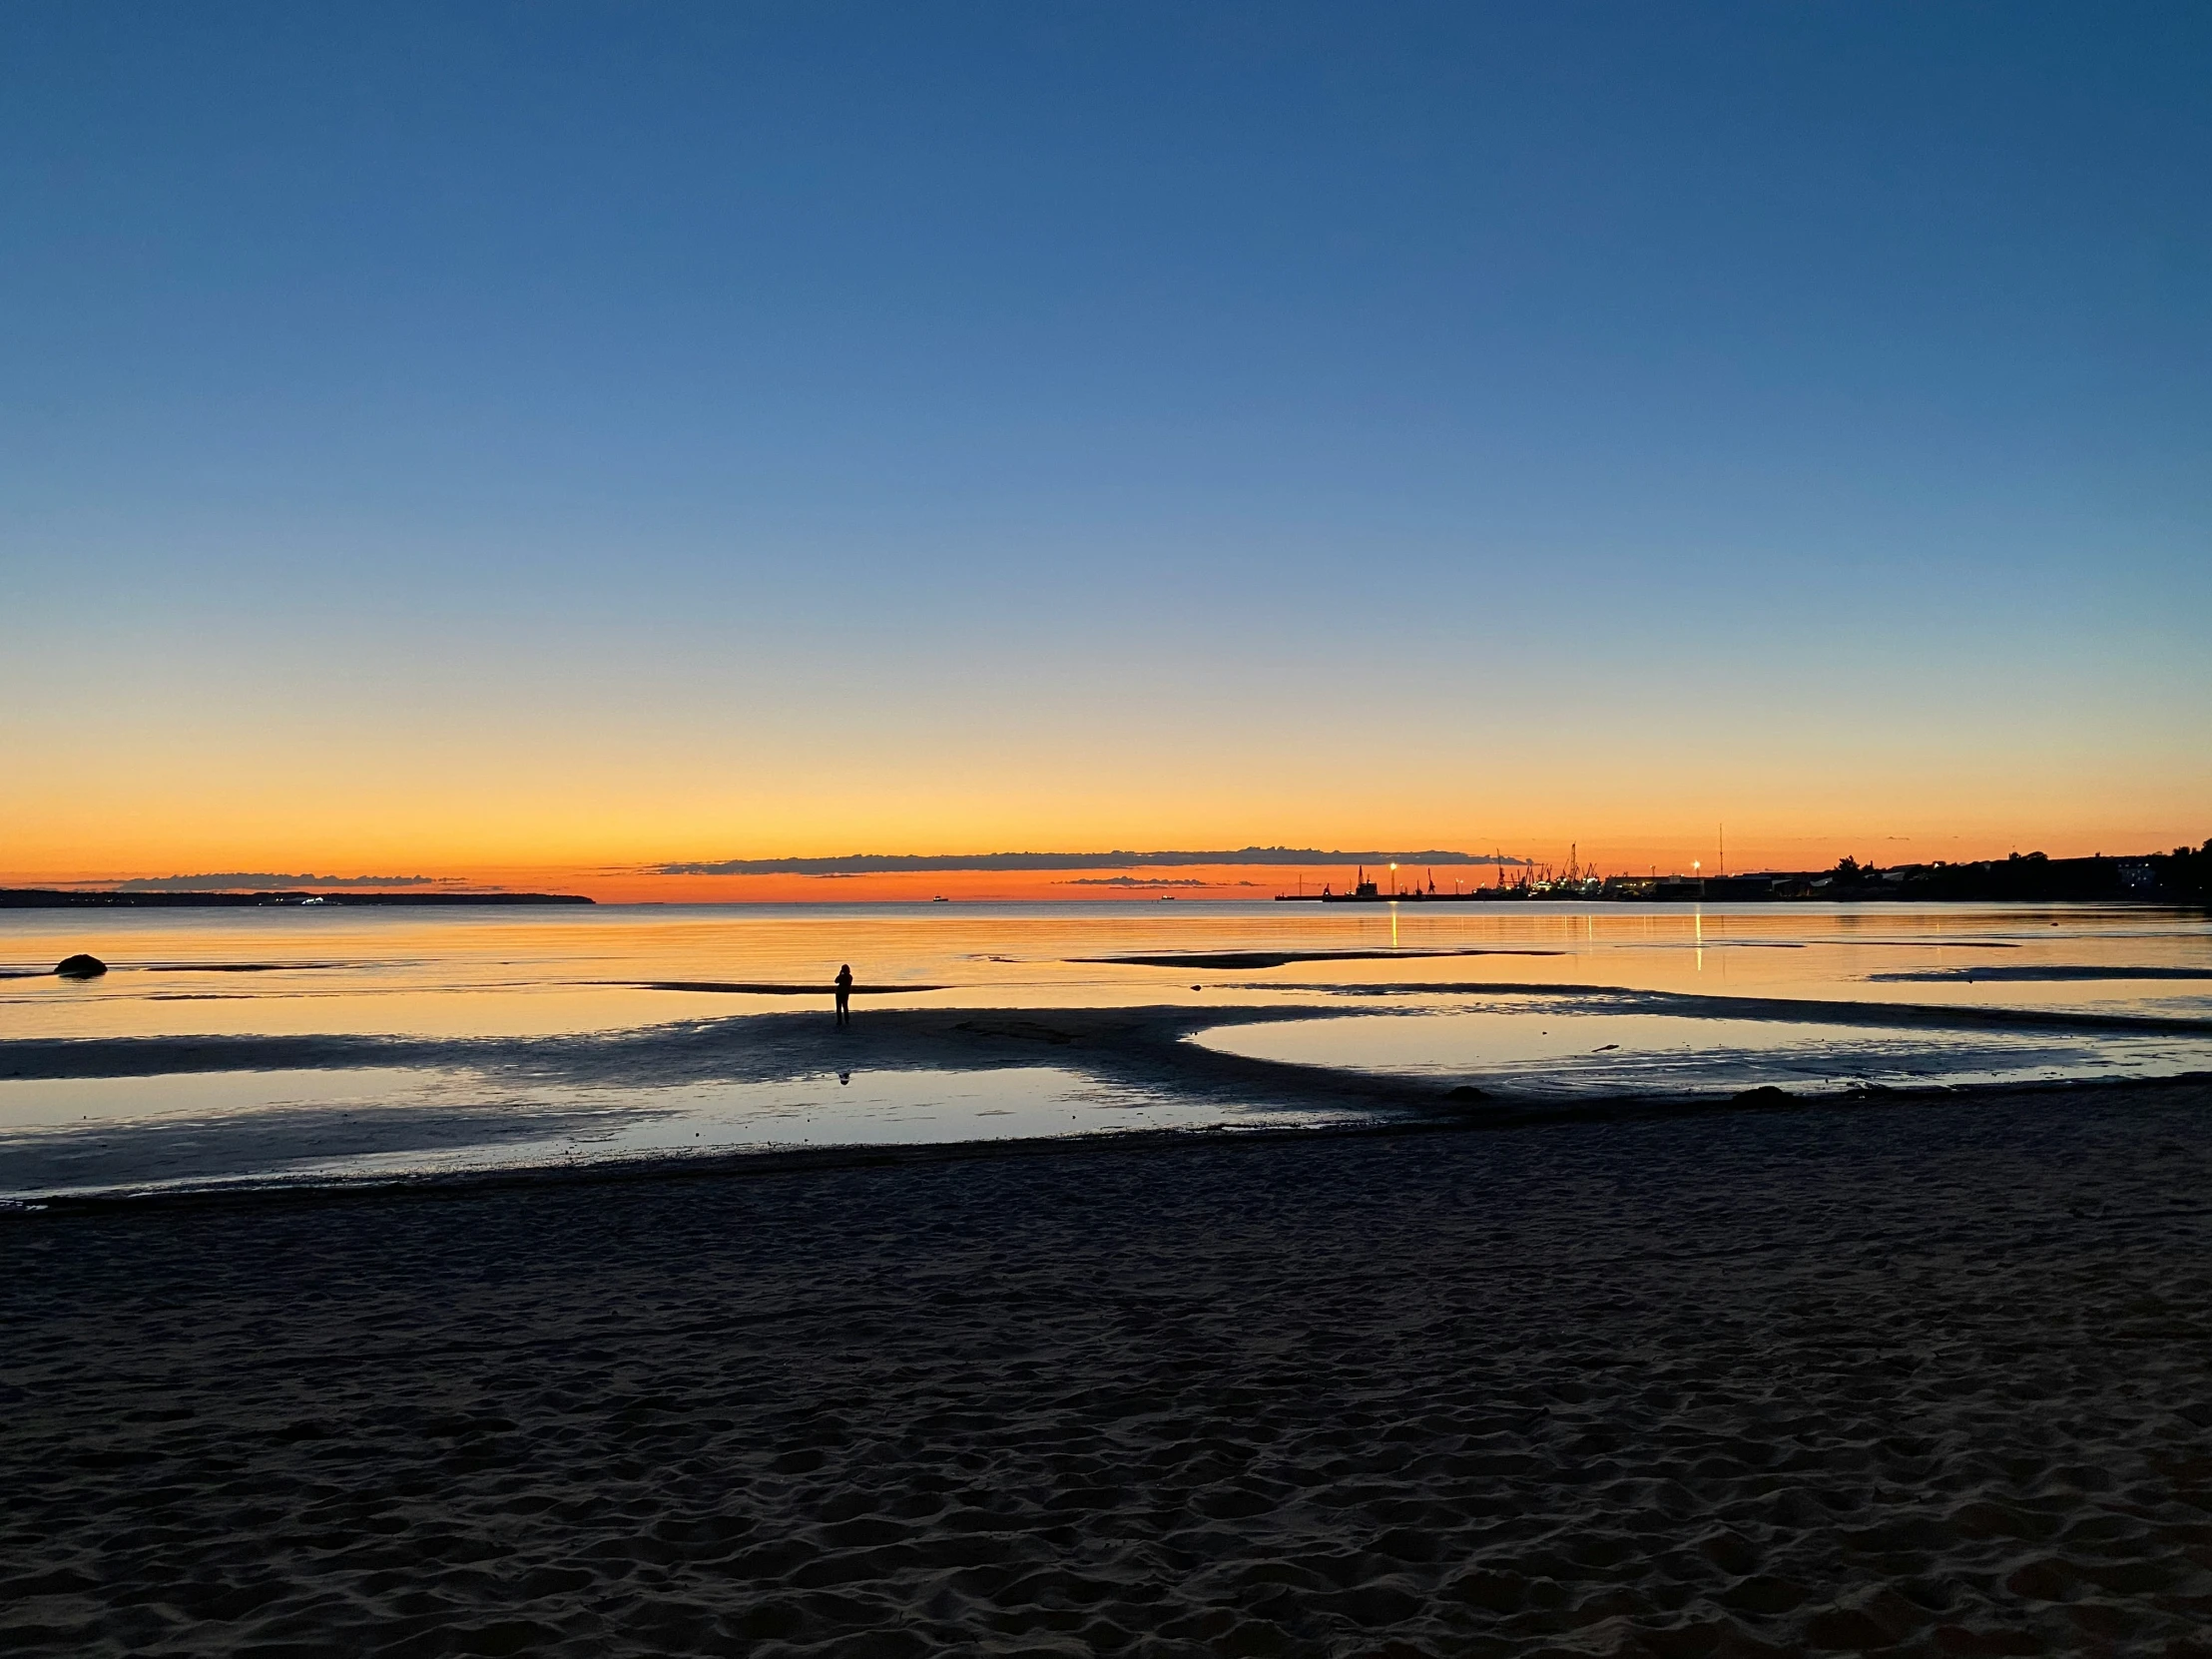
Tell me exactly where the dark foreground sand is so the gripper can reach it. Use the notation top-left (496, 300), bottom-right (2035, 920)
top-left (6, 1081), bottom-right (2212, 1658)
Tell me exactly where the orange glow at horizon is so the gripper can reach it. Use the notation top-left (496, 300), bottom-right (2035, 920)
top-left (10, 639), bottom-right (2206, 903)
top-left (11, 828), bottom-right (2208, 905)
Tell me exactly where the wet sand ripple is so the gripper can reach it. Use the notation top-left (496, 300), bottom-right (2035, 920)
top-left (5, 1081), bottom-right (2212, 1656)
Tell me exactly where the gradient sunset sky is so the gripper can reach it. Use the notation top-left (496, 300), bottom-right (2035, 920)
top-left (6, 3), bottom-right (2207, 896)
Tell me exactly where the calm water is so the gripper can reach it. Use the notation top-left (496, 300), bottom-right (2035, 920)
top-left (1193, 997), bottom-right (2212, 1098)
top-left (3, 901), bottom-right (2208, 1196)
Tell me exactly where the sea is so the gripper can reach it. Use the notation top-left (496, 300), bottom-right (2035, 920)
top-left (4, 900), bottom-right (2209, 1199)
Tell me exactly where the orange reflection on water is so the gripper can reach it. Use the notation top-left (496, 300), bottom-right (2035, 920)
top-left (3, 901), bottom-right (2207, 1045)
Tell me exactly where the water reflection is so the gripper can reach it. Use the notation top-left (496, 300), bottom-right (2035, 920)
top-left (3, 901), bottom-right (2207, 1045)
top-left (1191, 998), bottom-right (2212, 1097)
top-left (0, 1064), bottom-right (1319, 1199)
top-left (3, 902), bottom-right (2207, 1195)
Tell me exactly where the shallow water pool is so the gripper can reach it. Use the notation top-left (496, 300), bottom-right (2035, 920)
top-left (0, 1063), bottom-right (1326, 1199)
top-left (1190, 996), bottom-right (2212, 1097)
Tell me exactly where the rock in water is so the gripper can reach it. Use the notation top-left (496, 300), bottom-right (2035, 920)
top-left (1732, 1084), bottom-right (1795, 1106)
top-left (54, 953), bottom-right (108, 979)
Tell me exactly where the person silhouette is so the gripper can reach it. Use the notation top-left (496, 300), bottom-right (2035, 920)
top-left (833, 963), bottom-right (853, 1026)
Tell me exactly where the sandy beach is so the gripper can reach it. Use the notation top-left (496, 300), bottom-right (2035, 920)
top-left (14, 2), bottom-right (2210, 1651)
top-left (7, 1076), bottom-right (2211, 1657)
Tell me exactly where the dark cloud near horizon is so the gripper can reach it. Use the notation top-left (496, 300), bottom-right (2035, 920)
top-left (656, 848), bottom-right (1527, 876)
top-left (1061, 877), bottom-right (1265, 888)
top-left (112, 873), bottom-right (446, 891)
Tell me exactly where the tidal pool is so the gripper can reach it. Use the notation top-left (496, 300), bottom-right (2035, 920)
top-left (0, 1064), bottom-right (1314, 1200)
top-left (1190, 997), bottom-right (2212, 1097)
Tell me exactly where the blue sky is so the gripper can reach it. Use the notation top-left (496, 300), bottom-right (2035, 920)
top-left (4, 3), bottom-right (2207, 874)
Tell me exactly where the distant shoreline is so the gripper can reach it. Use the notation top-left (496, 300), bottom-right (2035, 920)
top-left (0, 889), bottom-right (594, 909)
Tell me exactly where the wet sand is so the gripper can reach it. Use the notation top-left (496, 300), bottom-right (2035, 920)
top-left (11, 991), bottom-right (2208, 1095)
top-left (6, 1078), bottom-right (2212, 1657)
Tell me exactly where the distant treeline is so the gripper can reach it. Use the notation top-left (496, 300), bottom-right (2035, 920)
top-left (1599, 841), bottom-right (2211, 904)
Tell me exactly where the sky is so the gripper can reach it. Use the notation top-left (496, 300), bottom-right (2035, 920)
top-left (4, 2), bottom-right (2208, 896)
